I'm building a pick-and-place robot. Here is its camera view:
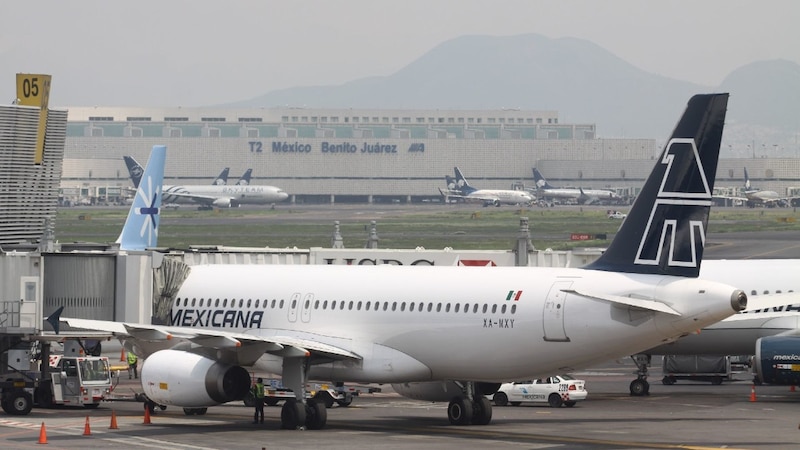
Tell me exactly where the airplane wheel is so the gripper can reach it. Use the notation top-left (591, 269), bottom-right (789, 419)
top-left (629, 379), bottom-right (649, 396)
top-left (493, 392), bottom-right (508, 406)
top-left (548, 393), bottom-right (563, 408)
top-left (35, 384), bottom-right (54, 409)
top-left (280, 399), bottom-right (306, 429)
top-left (662, 376), bottom-right (676, 385)
top-left (447, 396), bottom-right (473, 426)
top-left (471, 396), bottom-right (492, 425)
top-left (314, 391), bottom-right (335, 409)
top-left (305, 399), bottom-right (327, 430)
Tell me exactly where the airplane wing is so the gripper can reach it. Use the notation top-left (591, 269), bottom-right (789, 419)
top-left (62, 317), bottom-right (361, 367)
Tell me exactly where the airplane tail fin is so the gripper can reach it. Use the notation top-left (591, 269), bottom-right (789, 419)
top-left (123, 156), bottom-right (144, 189)
top-left (743, 167), bottom-right (751, 190)
top-left (453, 167), bottom-right (477, 194)
top-left (116, 145), bottom-right (166, 251)
top-left (585, 93), bottom-right (728, 277)
top-left (532, 168), bottom-right (554, 189)
top-left (236, 169), bottom-right (253, 186)
top-left (213, 168), bottom-right (230, 186)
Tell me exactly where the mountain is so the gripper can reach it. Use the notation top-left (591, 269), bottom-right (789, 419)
top-left (227, 34), bottom-right (799, 148)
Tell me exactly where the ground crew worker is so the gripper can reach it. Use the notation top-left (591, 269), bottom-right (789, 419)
top-left (252, 377), bottom-right (265, 424)
top-left (127, 351), bottom-right (138, 379)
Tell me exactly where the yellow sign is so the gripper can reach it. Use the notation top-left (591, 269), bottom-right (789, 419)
top-left (15, 73), bottom-right (52, 164)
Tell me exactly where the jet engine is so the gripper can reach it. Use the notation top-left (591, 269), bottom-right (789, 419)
top-left (140, 350), bottom-right (251, 407)
top-left (392, 381), bottom-right (500, 402)
top-left (754, 336), bottom-right (800, 385)
top-left (211, 198), bottom-right (239, 208)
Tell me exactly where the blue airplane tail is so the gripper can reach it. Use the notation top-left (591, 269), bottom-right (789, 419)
top-left (117, 145), bottom-right (166, 250)
top-left (743, 167), bottom-right (752, 190)
top-left (213, 168), bottom-right (230, 186)
top-left (236, 169), bottom-right (253, 186)
top-left (123, 155), bottom-right (144, 189)
top-left (586, 93), bottom-right (728, 277)
top-left (453, 167), bottom-right (477, 194)
top-left (532, 168), bottom-right (555, 190)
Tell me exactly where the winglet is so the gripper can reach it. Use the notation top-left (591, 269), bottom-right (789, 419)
top-left (585, 94), bottom-right (728, 278)
top-left (117, 145), bottom-right (166, 251)
top-left (46, 306), bottom-right (64, 334)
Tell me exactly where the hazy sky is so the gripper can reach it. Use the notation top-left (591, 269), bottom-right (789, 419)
top-left (3, 0), bottom-right (798, 107)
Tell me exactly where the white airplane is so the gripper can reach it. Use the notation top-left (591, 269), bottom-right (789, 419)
top-left (439, 167), bottom-right (534, 206)
top-left (532, 168), bottom-right (620, 204)
top-left (124, 156), bottom-right (288, 209)
top-left (60, 94), bottom-right (746, 430)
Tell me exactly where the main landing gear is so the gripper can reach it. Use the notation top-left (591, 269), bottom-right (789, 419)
top-left (447, 381), bottom-right (493, 425)
top-left (629, 354), bottom-right (651, 396)
top-left (279, 356), bottom-right (327, 430)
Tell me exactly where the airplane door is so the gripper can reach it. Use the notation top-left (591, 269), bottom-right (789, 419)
top-left (301, 293), bottom-right (313, 323)
top-left (287, 292), bottom-right (301, 323)
top-left (543, 281), bottom-right (572, 342)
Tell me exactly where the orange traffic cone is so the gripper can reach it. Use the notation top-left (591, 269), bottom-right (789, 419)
top-left (109, 410), bottom-right (119, 429)
top-left (143, 405), bottom-right (151, 424)
top-left (749, 384), bottom-right (757, 402)
top-left (120, 349), bottom-right (126, 362)
top-left (38, 422), bottom-right (48, 444)
top-left (791, 385), bottom-right (796, 392)
top-left (83, 416), bottom-right (92, 436)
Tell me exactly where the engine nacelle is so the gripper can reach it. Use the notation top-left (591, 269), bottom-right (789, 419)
top-left (754, 336), bottom-right (800, 385)
top-left (392, 381), bottom-right (500, 402)
top-left (141, 350), bottom-right (251, 407)
top-left (211, 198), bottom-right (233, 208)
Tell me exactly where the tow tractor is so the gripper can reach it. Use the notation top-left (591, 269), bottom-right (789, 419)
top-left (241, 378), bottom-right (381, 411)
top-left (1, 341), bottom-right (115, 415)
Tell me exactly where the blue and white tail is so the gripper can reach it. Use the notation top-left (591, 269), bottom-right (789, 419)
top-left (213, 168), bottom-right (230, 186)
top-left (586, 93), bottom-right (728, 277)
top-left (532, 168), bottom-right (555, 190)
top-left (235, 169), bottom-right (253, 186)
top-left (117, 145), bottom-right (166, 251)
top-left (453, 167), bottom-right (477, 194)
top-left (123, 155), bottom-right (144, 189)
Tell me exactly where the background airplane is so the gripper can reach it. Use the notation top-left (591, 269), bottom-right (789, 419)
top-left (117, 146), bottom-right (165, 251)
top-left (124, 157), bottom-right (228, 188)
top-left (625, 259), bottom-right (800, 393)
top-left (532, 168), bottom-right (620, 205)
top-left (124, 156), bottom-right (288, 210)
top-left (234, 168), bottom-right (252, 186)
top-left (439, 167), bottom-right (534, 206)
top-left (62, 94), bottom-right (744, 431)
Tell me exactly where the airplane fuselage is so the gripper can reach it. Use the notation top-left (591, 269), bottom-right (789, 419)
top-left (171, 264), bottom-right (740, 383)
top-left (463, 189), bottom-right (533, 205)
top-left (162, 184), bottom-right (288, 206)
top-left (538, 187), bottom-right (618, 202)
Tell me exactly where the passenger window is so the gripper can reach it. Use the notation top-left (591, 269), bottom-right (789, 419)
top-left (482, 304), bottom-right (488, 313)
top-left (349, 301), bottom-right (354, 310)
top-left (491, 304), bottom-right (497, 314)
top-left (247, 299), bottom-right (252, 308)
top-left (314, 300), bottom-right (320, 309)
top-left (383, 302), bottom-right (388, 311)
top-left (454, 304), bottom-right (460, 313)
top-left (392, 302), bottom-right (397, 311)
top-left (175, 298), bottom-right (180, 306)
top-left (215, 299), bottom-right (220, 307)
top-left (511, 304), bottom-right (516, 314)
top-left (473, 304), bottom-right (479, 313)
top-left (436, 303), bottom-right (442, 312)
top-left (427, 303), bottom-right (433, 312)
top-left (323, 300), bottom-right (328, 309)
top-left (445, 303), bottom-right (451, 313)
top-left (409, 302), bottom-right (415, 312)
top-left (291, 299), bottom-right (297, 309)
top-left (357, 301), bottom-right (362, 310)
top-left (400, 302), bottom-right (406, 312)
top-left (304, 300), bottom-right (310, 309)
top-left (183, 299), bottom-right (188, 307)
top-left (279, 300), bottom-right (285, 309)
top-left (223, 299), bottom-right (228, 307)
top-left (501, 304), bottom-right (507, 314)
top-left (340, 301), bottom-right (345, 310)
top-left (271, 299), bottom-right (276, 308)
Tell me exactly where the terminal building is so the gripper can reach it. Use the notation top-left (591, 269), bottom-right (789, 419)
top-left (61, 106), bottom-right (657, 204)
top-left (60, 106), bottom-right (800, 205)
